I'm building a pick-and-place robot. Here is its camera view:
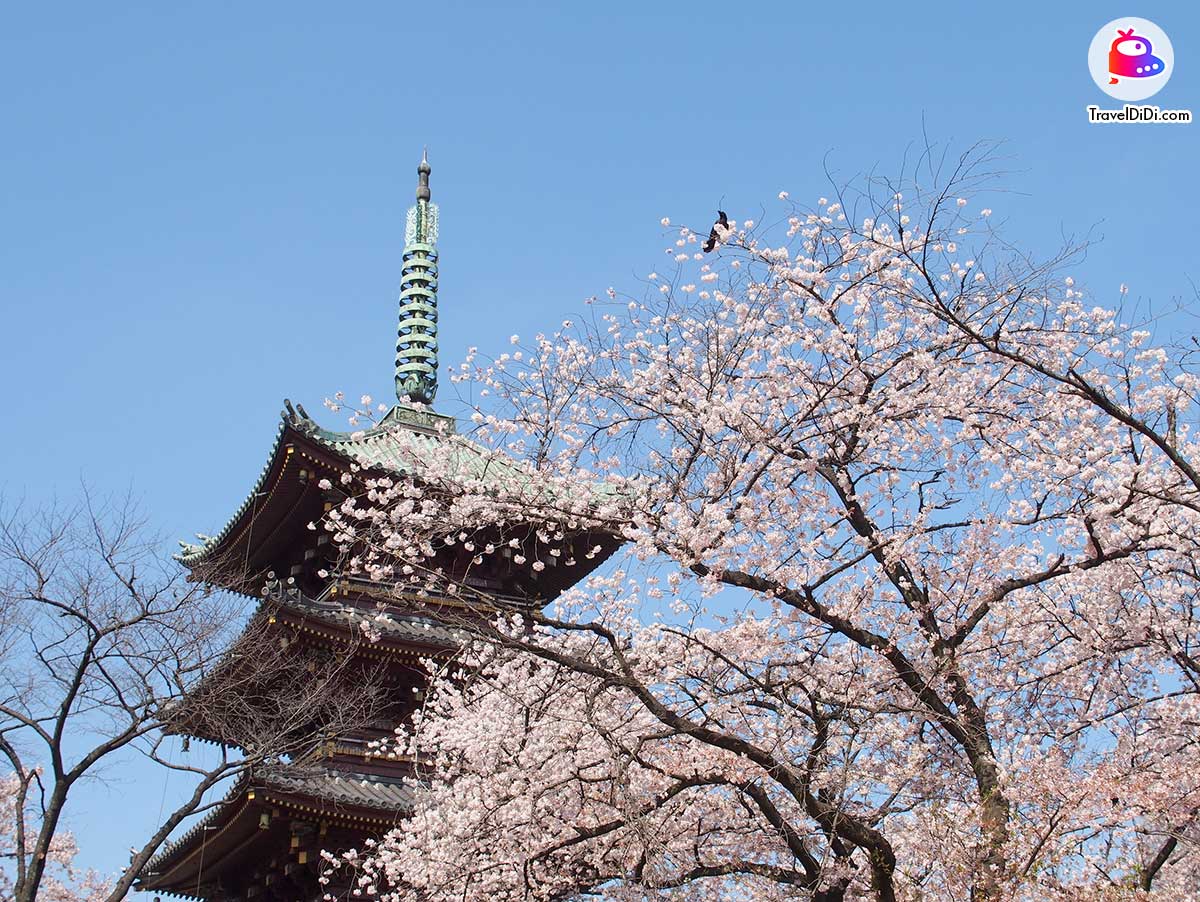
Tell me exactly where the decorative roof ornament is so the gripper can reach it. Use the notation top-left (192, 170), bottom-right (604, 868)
top-left (396, 148), bottom-right (439, 405)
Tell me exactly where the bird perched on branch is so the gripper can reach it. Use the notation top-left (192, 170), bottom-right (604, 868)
top-left (703, 210), bottom-right (730, 253)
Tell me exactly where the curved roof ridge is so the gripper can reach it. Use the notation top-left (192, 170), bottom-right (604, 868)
top-left (176, 412), bottom-right (290, 565)
top-left (177, 400), bottom-right (502, 568)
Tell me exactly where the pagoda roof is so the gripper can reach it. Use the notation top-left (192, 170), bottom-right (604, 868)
top-left (177, 401), bottom-right (525, 570)
top-left (261, 766), bottom-right (415, 811)
top-left (276, 585), bottom-right (464, 648)
top-left (139, 764), bottom-right (414, 897)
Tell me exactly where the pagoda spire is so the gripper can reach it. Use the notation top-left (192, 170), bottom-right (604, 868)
top-left (395, 149), bottom-right (439, 405)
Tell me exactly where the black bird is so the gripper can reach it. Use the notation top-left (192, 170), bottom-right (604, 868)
top-left (702, 210), bottom-right (730, 253)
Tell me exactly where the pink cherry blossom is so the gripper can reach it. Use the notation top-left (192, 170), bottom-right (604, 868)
top-left (324, 149), bottom-right (1200, 901)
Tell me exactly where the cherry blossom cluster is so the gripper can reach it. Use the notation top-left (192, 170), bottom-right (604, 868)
top-left (321, 150), bottom-right (1200, 901)
top-left (0, 772), bottom-right (110, 902)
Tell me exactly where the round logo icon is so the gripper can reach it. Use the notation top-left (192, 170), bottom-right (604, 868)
top-left (1089, 18), bottom-right (1174, 101)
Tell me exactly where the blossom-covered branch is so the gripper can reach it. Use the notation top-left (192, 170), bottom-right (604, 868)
top-left (325, 145), bottom-right (1200, 900)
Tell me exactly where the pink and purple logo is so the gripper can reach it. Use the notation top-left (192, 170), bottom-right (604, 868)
top-left (1089, 18), bottom-right (1174, 101)
top-left (1108, 28), bottom-right (1165, 84)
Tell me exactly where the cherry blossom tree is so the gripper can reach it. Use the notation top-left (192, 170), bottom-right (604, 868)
top-left (0, 777), bottom-right (109, 902)
top-left (326, 145), bottom-right (1200, 900)
top-left (0, 773), bottom-right (108, 902)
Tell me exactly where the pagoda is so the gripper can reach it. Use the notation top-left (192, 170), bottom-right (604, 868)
top-left (138, 155), bottom-right (616, 901)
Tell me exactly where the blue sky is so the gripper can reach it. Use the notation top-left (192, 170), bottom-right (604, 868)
top-left (1, 0), bottom-right (1197, 890)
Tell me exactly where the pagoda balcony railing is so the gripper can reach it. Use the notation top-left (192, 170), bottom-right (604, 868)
top-left (259, 575), bottom-right (473, 649)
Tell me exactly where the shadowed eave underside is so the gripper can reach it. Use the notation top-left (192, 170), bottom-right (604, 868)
top-left (137, 765), bottom-right (415, 897)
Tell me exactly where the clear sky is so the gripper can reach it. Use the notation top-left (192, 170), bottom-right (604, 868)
top-left (1, 0), bottom-right (1197, 890)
